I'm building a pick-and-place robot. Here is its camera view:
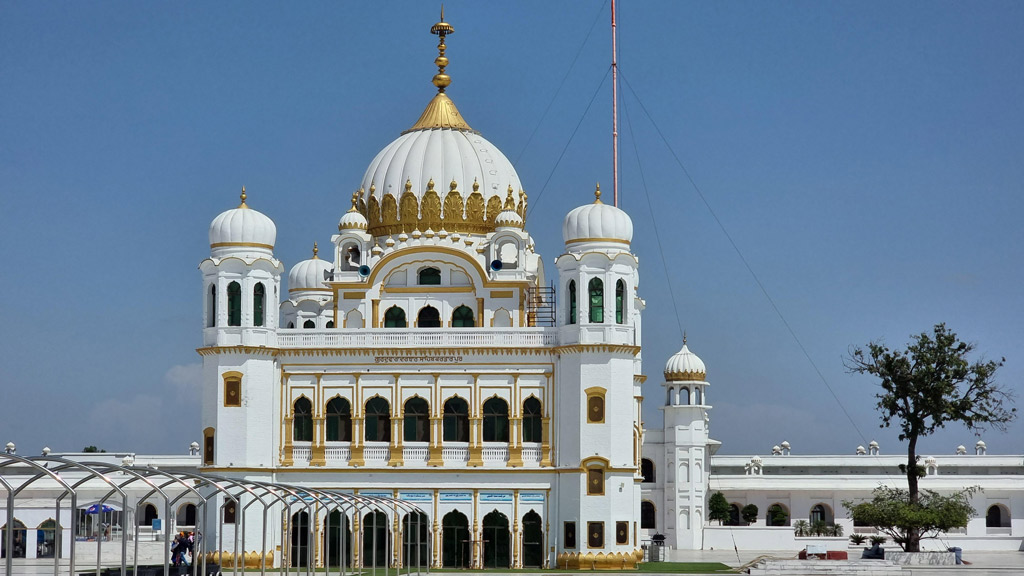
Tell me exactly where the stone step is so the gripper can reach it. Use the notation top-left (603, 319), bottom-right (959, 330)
top-left (748, 559), bottom-right (904, 576)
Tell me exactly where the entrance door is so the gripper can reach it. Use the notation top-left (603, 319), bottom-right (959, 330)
top-left (362, 511), bottom-right (389, 568)
top-left (290, 511), bottom-right (310, 567)
top-left (402, 512), bottom-right (429, 567)
top-left (441, 511), bottom-right (469, 568)
top-left (521, 511), bottom-right (543, 567)
top-left (482, 511), bottom-right (510, 568)
top-left (323, 510), bottom-right (351, 567)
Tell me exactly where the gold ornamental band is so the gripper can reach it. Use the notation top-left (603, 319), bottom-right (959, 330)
top-left (565, 237), bottom-right (630, 245)
top-left (210, 241), bottom-right (275, 250)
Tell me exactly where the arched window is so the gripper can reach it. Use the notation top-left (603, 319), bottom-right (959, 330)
top-left (222, 501), bottom-right (237, 524)
top-left (586, 389), bottom-right (606, 424)
top-left (364, 397), bottom-right (391, 442)
top-left (727, 504), bottom-right (741, 526)
top-left (615, 279), bottom-right (625, 323)
top-left (694, 387), bottom-right (702, 405)
top-left (452, 305), bottom-right (475, 327)
top-left (403, 397), bottom-right (430, 442)
top-left (177, 503), bottom-right (197, 526)
top-left (208, 284), bottom-right (216, 327)
top-left (522, 397), bottom-right (542, 443)
top-left (588, 278), bottom-right (604, 322)
top-left (288, 321), bottom-right (295, 329)
top-left (443, 397), bottom-right (469, 442)
top-left (767, 504), bottom-right (789, 526)
top-left (325, 397), bottom-right (351, 442)
top-left (640, 501), bottom-right (656, 529)
top-left (418, 267), bottom-right (441, 285)
top-left (303, 319), bottom-right (315, 329)
top-left (681, 387), bottom-right (691, 405)
top-left (227, 281), bottom-right (241, 326)
top-left (203, 427), bottom-right (215, 465)
top-left (384, 306), bottom-right (407, 328)
top-left (986, 505), bottom-right (1010, 528)
top-left (293, 397), bottom-right (313, 442)
top-left (641, 458), bottom-right (656, 483)
top-left (567, 280), bottom-right (577, 325)
top-left (810, 503), bottom-right (832, 524)
top-left (253, 282), bottom-right (265, 326)
top-left (325, 320), bottom-right (334, 329)
top-left (140, 504), bottom-right (158, 526)
top-left (482, 397), bottom-right (510, 442)
top-left (417, 306), bottom-right (441, 328)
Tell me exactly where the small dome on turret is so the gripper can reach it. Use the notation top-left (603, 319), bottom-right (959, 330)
top-left (209, 187), bottom-right (277, 257)
top-left (339, 191), bottom-right (369, 231)
top-left (664, 336), bottom-right (706, 382)
top-left (562, 184), bottom-right (633, 248)
top-left (495, 185), bottom-right (525, 229)
top-left (288, 243), bottom-right (333, 294)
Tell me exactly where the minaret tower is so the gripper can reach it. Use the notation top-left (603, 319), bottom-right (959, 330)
top-left (198, 188), bottom-right (284, 469)
top-left (553, 184), bottom-right (644, 567)
top-left (660, 336), bottom-right (711, 550)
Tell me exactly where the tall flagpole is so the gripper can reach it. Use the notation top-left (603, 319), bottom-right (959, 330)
top-left (611, 0), bottom-right (620, 207)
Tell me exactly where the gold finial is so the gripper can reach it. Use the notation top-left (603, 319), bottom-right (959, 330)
top-left (349, 190), bottom-right (361, 212)
top-left (405, 179), bottom-right (412, 193)
top-left (504, 185), bottom-right (516, 210)
top-left (427, 178), bottom-right (435, 191)
top-left (472, 178), bottom-right (479, 192)
top-left (369, 182), bottom-right (376, 194)
top-left (683, 330), bottom-right (687, 345)
top-left (430, 7), bottom-right (454, 93)
top-left (312, 242), bottom-right (319, 259)
top-left (238, 186), bottom-right (249, 208)
top-left (594, 183), bottom-right (603, 204)
top-left (450, 178), bottom-right (458, 191)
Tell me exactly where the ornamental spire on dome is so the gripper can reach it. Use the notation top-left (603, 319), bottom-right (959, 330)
top-left (594, 183), bottom-right (603, 205)
top-left (238, 186), bottom-right (249, 209)
top-left (405, 10), bottom-right (474, 133)
top-left (312, 242), bottom-right (319, 259)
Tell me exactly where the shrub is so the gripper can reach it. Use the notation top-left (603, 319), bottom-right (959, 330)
top-left (849, 534), bottom-right (867, 545)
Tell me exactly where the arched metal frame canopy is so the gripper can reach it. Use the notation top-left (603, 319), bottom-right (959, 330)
top-left (0, 456), bottom-right (426, 576)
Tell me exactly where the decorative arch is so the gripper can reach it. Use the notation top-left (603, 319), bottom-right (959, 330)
top-left (364, 396), bottom-right (391, 442)
top-left (767, 503), bottom-right (789, 526)
top-left (227, 281), bottom-right (241, 326)
top-left (641, 458), bottom-right (655, 483)
top-left (326, 396), bottom-right (352, 442)
top-left (139, 503), bottom-right (158, 526)
top-left (492, 307), bottom-right (512, 327)
top-left (443, 396), bottom-right (470, 442)
top-left (810, 503), bottom-right (833, 524)
top-left (417, 305), bottom-right (441, 328)
top-left (522, 396), bottom-right (543, 443)
top-left (580, 456), bottom-right (609, 496)
top-left (384, 306), bottom-right (407, 328)
top-left (418, 266), bottom-right (441, 285)
top-left (482, 396), bottom-right (509, 442)
top-left (567, 280), bottom-right (577, 324)
top-left (203, 427), bottom-right (215, 465)
top-left (986, 504), bottom-right (1010, 528)
top-left (207, 284), bottom-right (216, 327)
top-left (293, 396), bottom-right (313, 442)
top-left (176, 503), bottom-right (197, 526)
top-left (403, 396), bottom-right (430, 442)
top-left (345, 308), bottom-right (363, 328)
top-left (588, 277), bottom-right (604, 322)
top-left (253, 282), bottom-right (266, 326)
top-left (303, 319), bottom-right (316, 329)
top-left (640, 501), bottom-right (656, 529)
top-left (615, 279), bottom-right (625, 323)
top-left (452, 305), bottom-right (475, 327)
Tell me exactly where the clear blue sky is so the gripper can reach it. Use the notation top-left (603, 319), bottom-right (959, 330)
top-left (1, 1), bottom-right (1021, 456)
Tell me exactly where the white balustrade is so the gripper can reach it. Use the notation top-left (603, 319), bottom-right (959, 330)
top-left (325, 444), bottom-right (351, 464)
top-left (277, 327), bottom-right (557, 349)
top-left (403, 445), bottom-right (429, 465)
top-left (482, 443), bottom-right (509, 464)
top-left (522, 443), bottom-right (542, 464)
top-left (363, 442), bottom-right (391, 464)
top-left (442, 444), bottom-right (469, 464)
top-left (292, 445), bottom-right (311, 463)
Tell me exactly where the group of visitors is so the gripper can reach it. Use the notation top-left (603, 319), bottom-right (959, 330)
top-left (171, 531), bottom-right (198, 566)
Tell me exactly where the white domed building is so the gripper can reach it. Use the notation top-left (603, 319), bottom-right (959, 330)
top-left (188, 14), bottom-right (1024, 569)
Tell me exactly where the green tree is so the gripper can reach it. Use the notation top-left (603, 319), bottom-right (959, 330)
top-left (741, 504), bottom-right (759, 525)
top-left (82, 446), bottom-right (106, 453)
top-left (708, 492), bottom-right (730, 525)
top-left (843, 487), bottom-right (977, 551)
top-left (845, 323), bottom-right (1016, 551)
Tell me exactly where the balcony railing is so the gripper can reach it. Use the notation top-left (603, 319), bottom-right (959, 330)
top-left (443, 444), bottom-right (469, 465)
top-left (522, 443), bottom-right (542, 464)
top-left (363, 442), bottom-right (391, 465)
top-left (403, 444), bottom-right (429, 465)
top-left (325, 444), bottom-right (351, 464)
top-left (482, 443), bottom-right (509, 464)
top-left (277, 328), bottom-right (557, 349)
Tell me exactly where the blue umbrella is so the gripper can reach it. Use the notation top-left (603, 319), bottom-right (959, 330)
top-left (84, 504), bottom-right (114, 514)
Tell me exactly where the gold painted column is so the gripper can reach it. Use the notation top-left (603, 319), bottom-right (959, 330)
top-left (476, 297), bottom-right (484, 327)
top-left (352, 512), bottom-right (361, 568)
top-left (471, 490), bottom-right (481, 569)
top-left (389, 375), bottom-right (403, 466)
top-left (432, 490), bottom-right (441, 568)
top-left (282, 414), bottom-right (295, 466)
top-left (512, 490), bottom-right (521, 568)
top-left (540, 416), bottom-right (552, 466)
top-left (311, 415), bottom-right (326, 466)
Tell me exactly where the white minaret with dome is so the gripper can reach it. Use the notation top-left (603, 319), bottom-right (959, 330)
top-left (656, 337), bottom-right (714, 551)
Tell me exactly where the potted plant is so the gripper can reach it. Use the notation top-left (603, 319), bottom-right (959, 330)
top-left (793, 520), bottom-right (810, 537)
top-left (849, 534), bottom-right (867, 546)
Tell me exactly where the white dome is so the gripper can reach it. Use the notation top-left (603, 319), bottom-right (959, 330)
top-left (288, 245), bottom-right (333, 293)
top-left (664, 341), bottom-right (706, 382)
top-left (562, 186), bottom-right (633, 247)
top-left (209, 189), bottom-right (276, 257)
top-left (339, 207), bottom-right (368, 231)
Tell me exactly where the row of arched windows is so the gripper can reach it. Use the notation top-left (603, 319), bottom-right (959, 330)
top-left (384, 305), bottom-right (474, 328)
top-left (292, 396), bottom-right (543, 443)
top-left (567, 278), bottom-right (626, 325)
top-left (208, 282), bottom-right (266, 328)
